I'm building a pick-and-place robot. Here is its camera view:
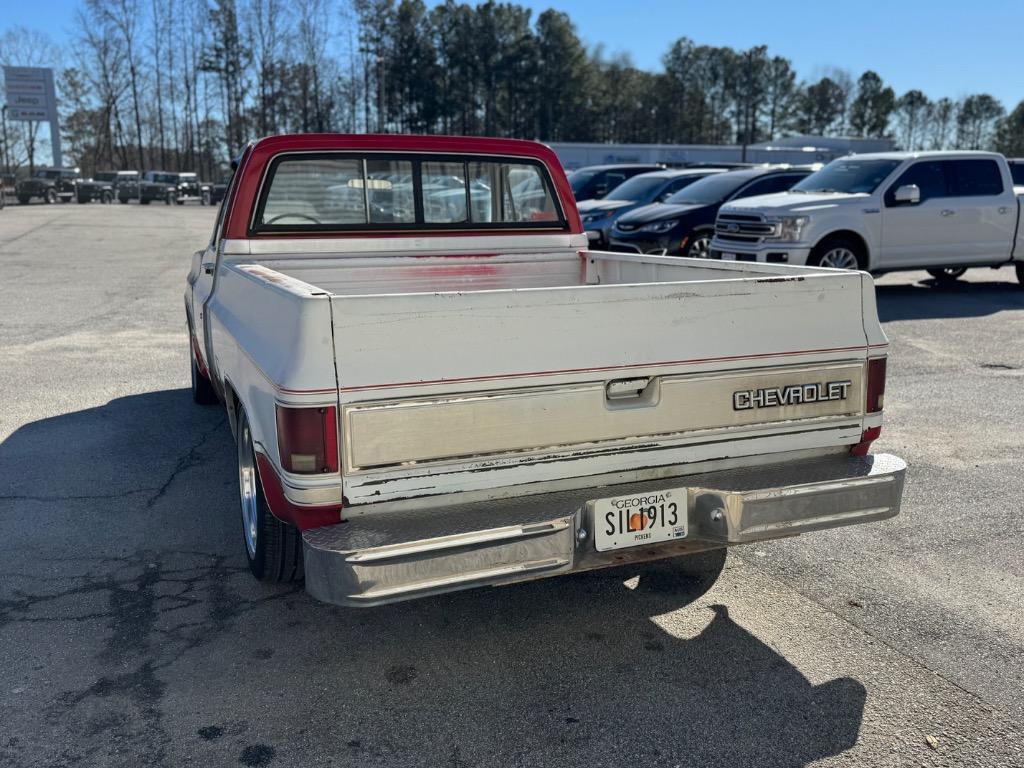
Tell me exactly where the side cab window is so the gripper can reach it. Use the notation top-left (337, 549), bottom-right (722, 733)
top-left (884, 161), bottom-right (952, 206)
top-left (950, 159), bottom-right (1004, 197)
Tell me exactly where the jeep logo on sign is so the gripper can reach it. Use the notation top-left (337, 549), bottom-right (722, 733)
top-left (733, 380), bottom-right (852, 410)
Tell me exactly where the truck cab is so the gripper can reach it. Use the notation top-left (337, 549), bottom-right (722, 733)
top-left (710, 151), bottom-right (1024, 285)
top-left (186, 134), bottom-right (906, 607)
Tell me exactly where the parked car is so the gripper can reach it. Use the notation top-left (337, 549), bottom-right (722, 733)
top-left (710, 151), bottom-right (1024, 284)
top-left (609, 166), bottom-right (813, 257)
top-left (76, 172), bottom-right (119, 204)
top-left (136, 171), bottom-right (211, 205)
top-left (185, 134), bottom-right (905, 607)
top-left (579, 168), bottom-right (727, 247)
top-left (207, 175), bottom-right (233, 205)
top-left (567, 163), bottom-right (663, 201)
top-left (103, 170), bottom-right (140, 203)
top-left (113, 171), bottom-right (169, 204)
top-left (168, 171), bottom-right (212, 205)
top-left (15, 167), bottom-right (81, 204)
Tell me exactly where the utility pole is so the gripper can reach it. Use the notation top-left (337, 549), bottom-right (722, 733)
top-left (1, 105), bottom-right (9, 174)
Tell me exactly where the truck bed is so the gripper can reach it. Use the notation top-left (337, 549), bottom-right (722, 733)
top-left (215, 250), bottom-right (885, 509)
top-left (255, 249), bottom-right (825, 296)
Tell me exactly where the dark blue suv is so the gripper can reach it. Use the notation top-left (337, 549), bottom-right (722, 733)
top-left (578, 168), bottom-right (727, 247)
top-left (608, 166), bottom-right (813, 258)
top-left (567, 164), bottom-right (663, 202)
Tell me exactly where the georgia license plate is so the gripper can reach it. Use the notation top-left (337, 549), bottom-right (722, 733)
top-left (592, 488), bottom-right (688, 552)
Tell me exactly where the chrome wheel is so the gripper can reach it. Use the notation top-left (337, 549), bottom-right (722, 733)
top-left (818, 247), bottom-right (860, 270)
top-left (237, 418), bottom-right (259, 558)
top-left (688, 233), bottom-right (712, 258)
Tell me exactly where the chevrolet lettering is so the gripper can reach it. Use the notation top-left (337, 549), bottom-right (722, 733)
top-left (733, 380), bottom-right (852, 411)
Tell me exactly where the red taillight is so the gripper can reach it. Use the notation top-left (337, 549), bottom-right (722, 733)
top-left (851, 425), bottom-right (882, 456)
top-left (866, 357), bottom-right (886, 413)
top-left (276, 405), bottom-right (339, 474)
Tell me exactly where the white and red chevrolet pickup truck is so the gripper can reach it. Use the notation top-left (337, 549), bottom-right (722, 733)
top-left (185, 134), bottom-right (906, 607)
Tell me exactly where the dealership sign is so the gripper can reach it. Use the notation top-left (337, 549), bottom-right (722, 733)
top-left (3, 66), bottom-right (63, 165)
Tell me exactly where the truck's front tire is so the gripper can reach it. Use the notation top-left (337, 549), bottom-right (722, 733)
top-left (808, 236), bottom-right (865, 270)
top-left (236, 408), bottom-right (304, 583)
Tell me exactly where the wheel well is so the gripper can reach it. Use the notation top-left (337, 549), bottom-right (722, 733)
top-left (813, 230), bottom-right (870, 269)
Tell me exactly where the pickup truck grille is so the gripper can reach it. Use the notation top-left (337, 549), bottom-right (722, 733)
top-left (716, 213), bottom-right (777, 244)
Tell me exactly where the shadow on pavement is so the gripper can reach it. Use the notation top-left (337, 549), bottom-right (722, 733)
top-left (876, 275), bottom-right (1024, 322)
top-left (0, 390), bottom-right (866, 767)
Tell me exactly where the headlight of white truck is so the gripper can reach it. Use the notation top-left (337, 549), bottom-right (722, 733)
top-left (768, 215), bottom-right (809, 242)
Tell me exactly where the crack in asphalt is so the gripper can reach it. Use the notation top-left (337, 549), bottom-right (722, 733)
top-left (4, 547), bottom-right (299, 768)
top-left (0, 415), bottom-right (225, 508)
top-left (145, 416), bottom-right (227, 510)
top-left (0, 489), bottom-right (156, 503)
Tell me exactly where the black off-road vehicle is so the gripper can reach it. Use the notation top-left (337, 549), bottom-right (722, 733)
top-left (76, 171), bottom-right (123, 204)
top-left (16, 167), bottom-right (81, 204)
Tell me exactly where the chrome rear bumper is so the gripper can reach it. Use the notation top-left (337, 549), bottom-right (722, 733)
top-left (303, 453), bottom-right (906, 607)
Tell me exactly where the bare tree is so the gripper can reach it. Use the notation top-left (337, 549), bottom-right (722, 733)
top-left (89, 0), bottom-right (148, 171)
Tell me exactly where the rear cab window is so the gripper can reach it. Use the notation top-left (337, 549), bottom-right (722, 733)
top-left (254, 153), bottom-right (565, 233)
top-left (1010, 163), bottom-right (1024, 186)
top-left (950, 159), bottom-right (1004, 197)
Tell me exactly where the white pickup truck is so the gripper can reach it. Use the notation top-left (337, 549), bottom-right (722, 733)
top-left (710, 151), bottom-right (1024, 285)
top-left (185, 134), bottom-right (906, 607)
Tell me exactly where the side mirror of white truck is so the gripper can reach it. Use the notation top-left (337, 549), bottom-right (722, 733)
top-left (893, 184), bottom-right (921, 205)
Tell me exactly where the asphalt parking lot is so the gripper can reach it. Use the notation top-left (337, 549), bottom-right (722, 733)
top-left (1, 203), bottom-right (1023, 768)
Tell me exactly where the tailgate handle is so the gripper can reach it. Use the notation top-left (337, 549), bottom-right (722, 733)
top-left (605, 377), bottom-right (658, 407)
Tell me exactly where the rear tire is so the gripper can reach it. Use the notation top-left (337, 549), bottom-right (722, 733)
top-left (45, 188), bottom-right (58, 204)
top-left (927, 267), bottom-right (967, 283)
top-left (101, 190), bottom-right (113, 204)
top-left (236, 408), bottom-right (304, 583)
top-left (808, 236), bottom-right (865, 270)
top-left (18, 195), bottom-right (30, 204)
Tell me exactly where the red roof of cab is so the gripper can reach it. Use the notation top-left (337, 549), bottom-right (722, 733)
top-left (223, 133), bottom-right (582, 239)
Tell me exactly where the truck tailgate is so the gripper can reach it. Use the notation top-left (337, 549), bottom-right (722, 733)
top-left (330, 264), bottom-right (882, 506)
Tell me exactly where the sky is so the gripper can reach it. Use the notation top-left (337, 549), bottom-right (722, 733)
top-left (3, 0), bottom-right (1023, 110)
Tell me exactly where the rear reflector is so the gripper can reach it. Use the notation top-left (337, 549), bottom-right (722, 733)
top-left (276, 405), bottom-right (339, 474)
top-left (866, 357), bottom-right (886, 413)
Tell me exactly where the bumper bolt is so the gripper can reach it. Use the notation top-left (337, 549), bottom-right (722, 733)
top-left (710, 508), bottom-right (725, 522)
top-left (577, 528), bottom-right (588, 542)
